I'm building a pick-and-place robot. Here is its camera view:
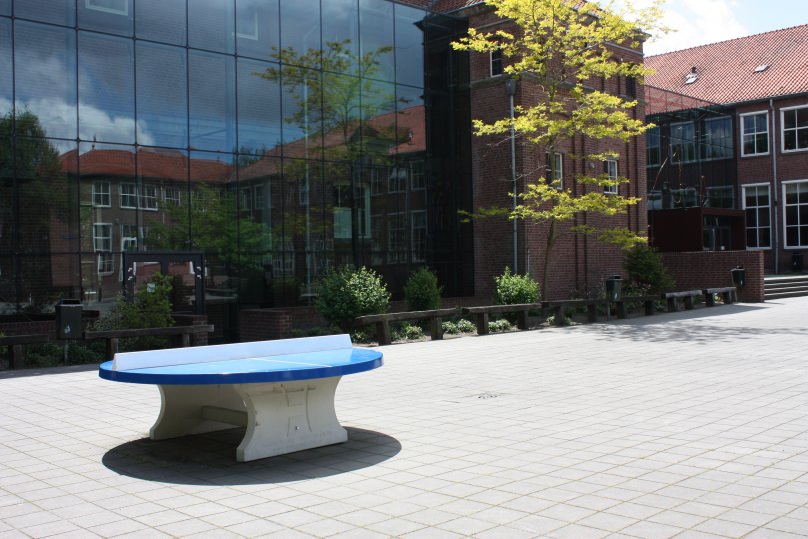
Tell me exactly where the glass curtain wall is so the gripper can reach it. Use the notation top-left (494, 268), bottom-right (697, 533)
top-left (0, 0), bottom-right (434, 321)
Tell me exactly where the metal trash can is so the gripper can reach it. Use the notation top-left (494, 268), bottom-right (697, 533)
top-left (55, 299), bottom-right (83, 340)
top-left (792, 252), bottom-right (804, 272)
top-left (730, 266), bottom-right (746, 289)
top-left (605, 275), bottom-right (623, 301)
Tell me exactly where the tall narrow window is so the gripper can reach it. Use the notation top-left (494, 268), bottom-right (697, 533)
top-left (743, 184), bottom-right (770, 249)
top-left (604, 159), bottom-right (618, 194)
top-left (92, 182), bottom-right (111, 207)
top-left (411, 210), bottom-right (427, 263)
top-left (93, 223), bottom-right (113, 274)
top-left (782, 106), bottom-right (808, 152)
top-left (545, 152), bottom-right (563, 189)
top-left (784, 181), bottom-right (808, 247)
top-left (740, 112), bottom-right (769, 156)
top-left (646, 126), bottom-right (660, 166)
top-left (670, 122), bottom-right (695, 163)
top-left (490, 50), bottom-right (503, 77)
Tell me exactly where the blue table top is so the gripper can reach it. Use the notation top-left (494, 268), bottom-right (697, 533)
top-left (99, 348), bottom-right (383, 385)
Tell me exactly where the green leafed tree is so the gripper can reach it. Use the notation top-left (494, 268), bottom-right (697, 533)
top-left (452, 0), bottom-right (666, 294)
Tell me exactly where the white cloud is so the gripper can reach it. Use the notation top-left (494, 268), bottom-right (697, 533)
top-left (642, 0), bottom-right (749, 55)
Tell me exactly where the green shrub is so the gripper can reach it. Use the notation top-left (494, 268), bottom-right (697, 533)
top-left (314, 266), bottom-right (391, 332)
top-left (392, 322), bottom-right (424, 341)
top-left (91, 272), bottom-right (175, 351)
top-left (442, 320), bottom-right (459, 334)
top-left (404, 267), bottom-right (442, 311)
top-left (623, 244), bottom-right (675, 295)
top-left (455, 318), bottom-right (475, 333)
top-left (494, 267), bottom-right (540, 305)
top-left (488, 319), bottom-right (513, 333)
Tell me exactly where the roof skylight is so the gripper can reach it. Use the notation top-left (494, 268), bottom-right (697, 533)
top-left (684, 67), bottom-right (698, 85)
top-left (754, 64), bottom-right (769, 72)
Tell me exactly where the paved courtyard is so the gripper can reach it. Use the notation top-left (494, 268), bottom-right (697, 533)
top-left (2, 297), bottom-right (808, 538)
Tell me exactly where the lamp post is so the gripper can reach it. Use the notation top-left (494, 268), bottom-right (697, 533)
top-left (505, 76), bottom-right (518, 272)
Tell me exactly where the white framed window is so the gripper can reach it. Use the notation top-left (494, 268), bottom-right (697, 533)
top-left (333, 184), bottom-right (370, 239)
top-left (240, 187), bottom-right (253, 210)
top-left (92, 182), bottom-right (111, 207)
top-left (388, 167), bottom-right (407, 193)
top-left (782, 106), bottom-right (808, 153)
top-left (740, 111), bottom-right (769, 156)
top-left (410, 161), bottom-right (425, 191)
top-left (141, 184), bottom-right (158, 210)
top-left (371, 166), bottom-right (388, 195)
top-left (604, 159), bottom-right (618, 195)
top-left (783, 180), bottom-right (808, 247)
top-left (93, 223), bottom-right (113, 275)
top-left (163, 187), bottom-right (181, 206)
top-left (545, 152), bottom-right (563, 189)
top-left (670, 121), bottom-right (696, 163)
top-left (120, 183), bottom-right (138, 209)
top-left (411, 210), bottom-right (427, 263)
top-left (646, 126), bottom-right (660, 166)
top-left (387, 212), bottom-right (406, 264)
top-left (85, 0), bottom-right (128, 16)
top-left (743, 184), bottom-right (771, 249)
top-left (254, 185), bottom-right (265, 209)
top-left (702, 117), bottom-right (733, 160)
top-left (490, 50), bottom-right (503, 77)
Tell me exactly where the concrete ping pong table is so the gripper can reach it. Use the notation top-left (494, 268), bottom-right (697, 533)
top-left (99, 334), bottom-right (383, 462)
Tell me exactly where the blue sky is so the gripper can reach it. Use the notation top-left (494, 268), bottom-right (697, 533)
top-left (643, 0), bottom-right (808, 55)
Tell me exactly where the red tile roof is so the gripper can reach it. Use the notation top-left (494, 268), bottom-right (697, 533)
top-left (645, 24), bottom-right (808, 111)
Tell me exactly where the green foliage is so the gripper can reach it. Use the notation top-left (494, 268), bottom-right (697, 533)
top-left (314, 266), bottom-right (391, 332)
top-left (494, 267), bottom-right (541, 305)
top-left (442, 318), bottom-right (476, 335)
top-left (392, 322), bottom-right (425, 342)
top-left (91, 273), bottom-right (175, 351)
top-left (404, 267), bottom-right (442, 311)
top-left (623, 244), bottom-right (675, 294)
top-left (488, 319), bottom-right (513, 333)
top-left (546, 314), bottom-right (573, 327)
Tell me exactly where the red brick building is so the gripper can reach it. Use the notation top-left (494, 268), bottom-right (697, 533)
top-left (431, 0), bottom-right (648, 300)
top-left (645, 24), bottom-right (808, 274)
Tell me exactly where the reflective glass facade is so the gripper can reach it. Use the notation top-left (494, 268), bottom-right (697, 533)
top-left (0, 1), bottom-right (472, 335)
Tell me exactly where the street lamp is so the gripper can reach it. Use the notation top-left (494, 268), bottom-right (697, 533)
top-left (505, 76), bottom-right (518, 272)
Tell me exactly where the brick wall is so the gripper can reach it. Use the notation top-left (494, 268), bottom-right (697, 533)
top-left (661, 250), bottom-right (765, 302)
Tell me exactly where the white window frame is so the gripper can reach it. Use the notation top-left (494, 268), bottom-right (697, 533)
top-left (140, 184), bottom-right (158, 211)
top-left (388, 167), bottom-right (407, 194)
top-left (236, 4), bottom-right (259, 40)
top-left (670, 121), bottom-right (696, 163)
top-left (387, 212), bottom-right (407, 264)
top-left (782, 180), bottom-right (808, 248)
top-left (120, 183), bottom-right (138, 209)
top-left (93, 223), bottom-right (113, 275)
top-left (781, 105), bottom-right (808, 153)
top-left (742, 183), bottom-right (771, 250)
top-left (85, 0), bottom-right (128, 16)
top-left (410, 161), bottom-right (425, 191)
top-left (92, 181), bottom-right (111, 207)
top-left (411, 210), bottom-right (427, 263)
top-left (604, 159), bottom-right (618, 195)
top-left (740, 111), bottom-right (769, 157)
top-left (163, 187), bottom-right (181, 206)
top-left (490, 50), bottom-right (503, 77)
top-left (545, 152), bottom-right (563, 189)
top-left (702, 116), bottom-right (733, 160)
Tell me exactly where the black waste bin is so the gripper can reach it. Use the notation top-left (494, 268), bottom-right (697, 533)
top-left (730, 266), bottom-right (746, 289)
top-left (605, 275), bottom-right (623, 301)
top-left (792, 252), bottom-right (804, 272)
top-left (55, 299), bottom-right (83, 340)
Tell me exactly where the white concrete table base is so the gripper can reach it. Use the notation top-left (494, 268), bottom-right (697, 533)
top-left (150, 377), bottom-right (347, 462)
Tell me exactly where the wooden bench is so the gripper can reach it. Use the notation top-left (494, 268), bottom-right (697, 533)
top-left (98, 334), bottom-right (383, 462)
top-left (0, 334), bottom-right (51, 369)
top-left (542, 299), bottom-right (600, 325)
top-left (663, 290), bottom-right (704, 312)
top-left (84, 324), bottom-right (214, 358)
top-left (703, 287), bottom-right (738, 306)
top-left (613, 295), bottom-right (659, 319)
top-left (461, 303), bottom-right (543, 334)
top-left (354, 308), bottom-right (461, 345)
